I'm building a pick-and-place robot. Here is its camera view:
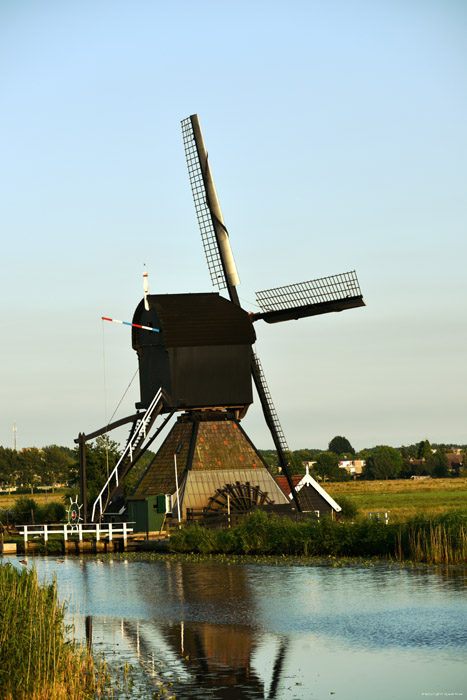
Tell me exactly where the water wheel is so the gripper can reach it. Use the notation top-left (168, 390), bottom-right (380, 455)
top-left (205, 481), bottom-right (273, 513)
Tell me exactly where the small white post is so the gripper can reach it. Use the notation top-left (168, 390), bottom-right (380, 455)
top-left (174, 453), bottom-right (181, 526)
top-left (109, 523), bottom-right (113, 541)
top-left (24, 526), bottom-right (28, 544)
top-left (96, 523), bottom-right (100, 541)
top-left (44, 525), bottom-right (48, 543)
top-left (78, 524), bottom-right (83, 542)
top-left (64, 524), bottom-right (68, 542)
top-left (123, 522), bottom-right (127, 546)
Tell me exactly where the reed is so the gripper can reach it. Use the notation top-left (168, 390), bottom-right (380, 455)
top-left (0, 564), bottom-right (104, 700)
top-left (396, 511), bottom-right (467, 564)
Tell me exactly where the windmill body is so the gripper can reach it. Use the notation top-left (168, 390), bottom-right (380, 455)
top-left (81, 114), bottom-right (365, 525)
top-left (132, 293), bottom-right (255, 414)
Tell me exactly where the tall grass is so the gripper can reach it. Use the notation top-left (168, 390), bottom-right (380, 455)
top-left (169, 509), bottom-right (467, 564)
top-left (396, 510), bottom-right (467, 564)
top-left (0, 564), bottom-right (103, 700)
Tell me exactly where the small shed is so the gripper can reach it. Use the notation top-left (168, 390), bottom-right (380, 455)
top-left (127, 494), bottom-right (170, 533)
top-left (275, 466), bottom-right (341, 517)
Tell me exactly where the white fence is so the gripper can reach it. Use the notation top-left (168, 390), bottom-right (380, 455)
top-left (367, 511), bottom-right (390, 525)
top-left (17, 522), bottom-right (134, 544)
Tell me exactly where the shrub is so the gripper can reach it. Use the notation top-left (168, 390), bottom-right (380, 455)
top-left (42, 502), bottom-right (67, 523)
top-left (336, 496), bottom-right (359, 520)
top-left (170, 523), bottom-right (217, 553)
top-left (11, 497), bottom-right (43, 524)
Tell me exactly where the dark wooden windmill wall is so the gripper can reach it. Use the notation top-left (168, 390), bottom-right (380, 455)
top-left (132, 293), bottom-right (256, 411)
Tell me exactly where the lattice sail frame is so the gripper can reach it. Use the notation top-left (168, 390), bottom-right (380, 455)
top-left (181, 117), bottom-right (227, 291)
top-left (255, 270), bottom-right (362, 312)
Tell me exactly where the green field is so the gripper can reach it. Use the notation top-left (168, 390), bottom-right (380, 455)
top-left (0, 489), bottom-right (67, 511)
top-left (325, 478), bottom-right (467, 522)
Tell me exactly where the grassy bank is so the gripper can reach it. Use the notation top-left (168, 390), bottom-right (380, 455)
top-left (325, 478), bottom-right (467, 521)
top-left (169, 509), bottom-right (467, 564)
top-left (0, 564), bottom-right (105, 700)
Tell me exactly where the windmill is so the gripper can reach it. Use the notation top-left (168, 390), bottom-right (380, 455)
top-left (78, 114), bottom-right (364, 525)
top-left (176, 114), bottom-right (364, 509)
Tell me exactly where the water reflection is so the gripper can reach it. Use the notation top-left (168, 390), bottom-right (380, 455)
top-left (88, 560), bottom-right (285, 698)
top-left (4, 556), bottom-right (467, 700)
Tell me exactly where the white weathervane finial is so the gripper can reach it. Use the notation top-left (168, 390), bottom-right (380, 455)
top-left (143, 264), bottom-right (150, 310)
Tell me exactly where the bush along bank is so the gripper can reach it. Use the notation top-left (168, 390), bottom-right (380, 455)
top-left (0, 564), bottom-right (107, 700)
top-left (168, 509), bottom-right (467, 564)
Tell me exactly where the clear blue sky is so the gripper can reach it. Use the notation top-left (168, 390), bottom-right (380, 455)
top-left (1, 0), bottom-right (466, 452)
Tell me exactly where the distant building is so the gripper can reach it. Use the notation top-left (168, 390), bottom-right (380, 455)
top-left (446, 453), bottom-right (464, 473)
top-left (338, 459), bottom-right (365, 476)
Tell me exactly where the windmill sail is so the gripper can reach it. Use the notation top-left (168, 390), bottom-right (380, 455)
top-left (181, 114), bottom-right (302, 511)
top-left (253, 270), bottom-right (365, 324)
top-left (181, 115), bottom-right (240, 298)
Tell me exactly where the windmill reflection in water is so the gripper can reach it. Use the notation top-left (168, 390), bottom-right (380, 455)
top-left (85, 560), bottom-right (286, 700)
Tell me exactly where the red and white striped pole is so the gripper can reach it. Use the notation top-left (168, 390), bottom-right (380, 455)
top-left (101, 317), bottom-right (160, 333)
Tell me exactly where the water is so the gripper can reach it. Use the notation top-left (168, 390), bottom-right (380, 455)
top-left (4, 555), bottom-right (467, 699)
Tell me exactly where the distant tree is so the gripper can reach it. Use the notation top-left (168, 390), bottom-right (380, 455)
top-left (72, 436), bottom-right (121, 513)
top-left (295, 448), bottom-right (315, 463)
top-left (122, 449), bottom-right (156, 495)
top-left (18, 448), bottom-right (44, 493)
top-left (417, 440), bottom-right (432, 460)
top-left (402, 444), bottom-right (418, 459)
top-left (42, 445), bottom-right (75, 490)
top-left (400, 446), bottom-right (412, 460)
top-left (0, 447), bottom-right (19, 490)
top-left (328, 436), bottom-right (355, 456)
top-left (355, 448), bottom-right (373, 460)
top-left (426, 450), bottom-right (450, 478)
top-left (259, 451), bottom-right (280, 472)
top-left (286, 451), bottom-right (306, 474)
top-left (363, 446), bottom-right (403, 480)
top-left (399, 457), bottom-right (414, 479)
top-left (313, 452), bottom-right (343, 481)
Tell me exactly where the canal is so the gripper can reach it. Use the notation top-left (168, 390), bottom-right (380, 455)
top-left (5, 555), bottom-right (467, 699)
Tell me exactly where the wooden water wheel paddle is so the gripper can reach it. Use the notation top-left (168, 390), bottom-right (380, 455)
top-left (205, 481), bottom-right (273, 514)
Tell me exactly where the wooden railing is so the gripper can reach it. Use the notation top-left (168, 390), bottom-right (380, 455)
top-left (17, 522), bottom-right (134, 544)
